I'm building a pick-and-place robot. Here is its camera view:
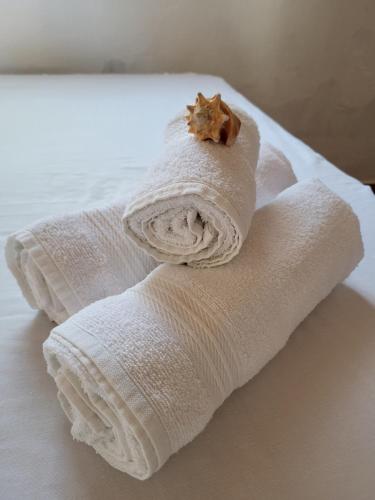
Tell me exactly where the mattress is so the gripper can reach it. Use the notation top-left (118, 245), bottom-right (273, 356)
top-left (1, 74), bottom-right (374, 500)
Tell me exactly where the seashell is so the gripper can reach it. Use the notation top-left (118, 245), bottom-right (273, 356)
top-left (185, 92), bottom-right (241, 146)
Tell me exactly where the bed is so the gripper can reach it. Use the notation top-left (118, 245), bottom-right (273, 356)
top-left (1, 74), bottom-right (374, 500)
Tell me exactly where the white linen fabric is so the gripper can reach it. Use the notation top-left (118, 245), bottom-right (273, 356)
top-left (123, 109), bottom-right (260, 268)
top-left (43, 179), bottom-right (363, 479)
top-left (5, 143), bottom-right (294, 324)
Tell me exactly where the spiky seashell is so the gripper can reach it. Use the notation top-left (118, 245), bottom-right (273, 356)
top-left (185, 92), bottom-right (241, 146)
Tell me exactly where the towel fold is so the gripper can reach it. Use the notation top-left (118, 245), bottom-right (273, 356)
top-left (43, 179), bottom-right (363, 479)
top-left (122, 108), bottom-right (260, 268)
top-left (6, 143), bottom-right (294, 323)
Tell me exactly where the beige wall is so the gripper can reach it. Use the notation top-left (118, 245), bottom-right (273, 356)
top-left (1, 0), bottom-right (374, 180)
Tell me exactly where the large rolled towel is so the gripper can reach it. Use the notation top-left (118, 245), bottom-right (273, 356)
top-left (122, 108), bottom-right (260, 268)
top-left (43, 179), bottom-right (363, 479)
top-left (255, 144), bottom-right (298, 209)
top-left (6, 143), bottom-right (294, 323)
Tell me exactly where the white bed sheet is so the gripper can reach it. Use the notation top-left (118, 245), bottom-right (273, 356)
top-left (1, 74), bottom-right (374, 500)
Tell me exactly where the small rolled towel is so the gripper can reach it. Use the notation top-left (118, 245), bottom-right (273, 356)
top-left (122, 108), bottom-right (260, 268)
top-left (5, 143), bottom-right (294, 323)
top-left (43, 179), bottom-right (363, 479)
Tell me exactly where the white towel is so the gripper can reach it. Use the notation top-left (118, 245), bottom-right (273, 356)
top-left (5, 194), bottom-right (157, 324)
top-left (43, 179), bottom-right (363, 480)
top-left (255, 143), bottom-right (298, 209)
top-left (122, 108), bottom-right (260, 268)
top-left (6, 143), bottom-right (294, 323)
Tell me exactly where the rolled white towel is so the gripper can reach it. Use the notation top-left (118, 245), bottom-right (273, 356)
top-left (43, 179), bottom-right (363, 479)
top-left (5, 143), bottom-right (294, 323)
top-left (255, 143), bottom-right (298, 209)
top-left (122, 108), bottom-right (260, 268)
top-left (5, 195), bottom-right (156, 324)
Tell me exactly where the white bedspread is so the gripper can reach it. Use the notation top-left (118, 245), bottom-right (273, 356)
top-left (1, 74), bottom-right (374, 500)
